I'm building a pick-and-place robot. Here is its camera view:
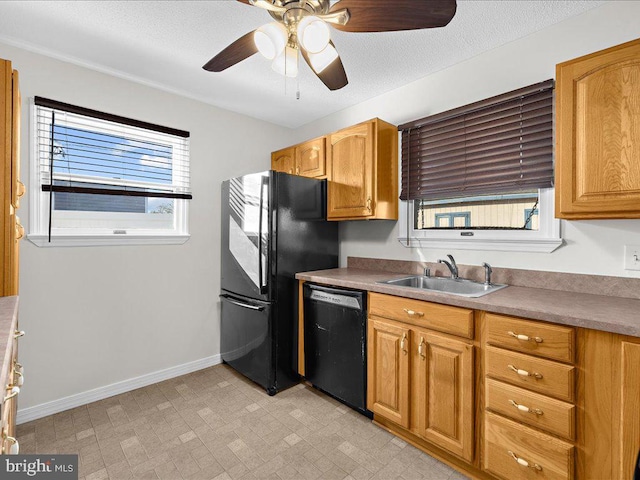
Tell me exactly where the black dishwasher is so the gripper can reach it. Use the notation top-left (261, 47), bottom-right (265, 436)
top-left (303, 283), bottom-right (371, 417)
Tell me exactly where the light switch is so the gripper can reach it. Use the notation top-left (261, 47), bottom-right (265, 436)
top-left (624, 245), bottom-right (640, 271)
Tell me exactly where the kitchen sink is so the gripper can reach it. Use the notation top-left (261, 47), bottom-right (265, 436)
top-left (377, 275), bottom-right (507, 298)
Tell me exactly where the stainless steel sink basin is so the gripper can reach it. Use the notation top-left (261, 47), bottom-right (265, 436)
top-left (377, 276), bottom-right (507, 297)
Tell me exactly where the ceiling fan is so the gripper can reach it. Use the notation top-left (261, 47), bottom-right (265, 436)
top-left (203, 0), bottom-right (457, 91)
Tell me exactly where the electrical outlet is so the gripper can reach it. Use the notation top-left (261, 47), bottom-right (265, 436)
top-left (624, 245), bottom-right (640, 271)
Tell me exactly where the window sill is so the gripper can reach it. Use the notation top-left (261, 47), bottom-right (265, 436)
top-left (397, 236), bottom-right (563, 253)
top-left (27, 233), bottom-right (190, 247)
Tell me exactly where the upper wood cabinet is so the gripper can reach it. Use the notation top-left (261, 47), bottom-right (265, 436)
top-left (271, 146), bottom-right (295, 175)
top-left (271, 118), bottom-right (398, 221)
top-left (295, 137), bottom-right (325, 178)
top-left (1, 58), bottom-right (22, 296)
top-left (271, 137), bottom-right (326, 178)
top-left (327, 118), bottom-right (398, 221)
top-left (556, 38), bottom-right (640, 219)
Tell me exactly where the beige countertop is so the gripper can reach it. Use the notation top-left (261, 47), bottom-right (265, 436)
top-left (295, 268), bottom-right (640, 337)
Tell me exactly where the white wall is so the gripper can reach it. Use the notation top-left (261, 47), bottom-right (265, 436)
top-left (0, 43), bottom-right (296, 412)
top-left (292, 1), bottom-right (640, 278)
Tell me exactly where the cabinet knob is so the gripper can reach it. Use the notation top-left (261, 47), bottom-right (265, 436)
top-left (507, 364), bottom-right (543, 380)
top-left (400, 333), bottom-right (407, 355)
top-left (508, 331), bottom-right (543, 343)
top-left (508, 450), bottom-right (542, 471)
top-left (14, 330), bottom-right (25, 339)
top-left (296, 166), bottom-right (300, 175)
top-left (509, 399), bottom-right (543, 416)
top-left (366, 197), bottom-right (372, 212)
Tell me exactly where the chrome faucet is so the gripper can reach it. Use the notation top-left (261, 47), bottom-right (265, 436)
top-left (437, 254), bottom-right (459, 279)
top-left (482, 262), bottom-right (492, 285)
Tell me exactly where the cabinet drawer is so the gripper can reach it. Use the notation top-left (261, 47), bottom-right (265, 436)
top-left (369, 292), bottom-right (473, 339)
top-left (485, 346), bottom-right (575, 402)
top-left (485, 378), bottom-right (575, 441)
top-left (485, 313), bottom-right (574, 363)
top-left (483, 412), bottom-right (574, 480)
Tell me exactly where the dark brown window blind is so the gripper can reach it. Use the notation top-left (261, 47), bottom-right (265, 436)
top-left (399, 80), bottom-right (554, 201)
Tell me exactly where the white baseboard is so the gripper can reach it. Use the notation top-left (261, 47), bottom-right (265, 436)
top-left (17, 354), bottom-right (222, 425)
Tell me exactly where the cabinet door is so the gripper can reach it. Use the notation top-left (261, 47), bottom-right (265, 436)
top-left (327, 121), bottom-right (374, 219)
top-left (271, 147), bottom-right (295, 174)
top-left (367, 316), bottom-right (410, 428)
top-left (414, 330), bottom-right (474, 461)
top-left (295, 137), bottom-right (325, 177)
top-left (619, 340), bottom-right (640, 480)
top-left (556, 38), bottom-right (640, 219)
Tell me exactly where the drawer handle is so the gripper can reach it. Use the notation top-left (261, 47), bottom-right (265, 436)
top-left (14, 371), bottom-right (23, 387)
top-left (508, 331), bottom-right (543, 343)
top-left (418, 337), bottom-right (426, 359)
top-left (366, 197), bottom-right (372, 213)
top-left (508, 451), bottom-right (542, 471)
top-left (15, 222), bottom-right (24, 240)
top-left (2, 430), bottom-right (19, 455)
top-left (296, 166), bottom-right (300, 175)
top-left (14, 330), bottom-right (25, 339)
top-left (507, 364), bottom-right (543, 380)
top-left (400, 333), bottom-right (407, 355)
top-left (403, 308), bottom-right (424, 318)
top-left (509, 399), bottom-right (543, 416)
top-left (17, 180), bottom-right (26, 199)
top-left (4, 385), bottom-right (19, 402)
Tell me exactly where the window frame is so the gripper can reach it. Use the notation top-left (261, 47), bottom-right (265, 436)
top-left (397, 188), bottom-right (562, 253)
top-left (28, 99), bottom-right (190, 247)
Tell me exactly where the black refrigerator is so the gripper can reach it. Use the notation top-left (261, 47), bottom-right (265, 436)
top-left (220, 171), bottom-right (339, 395)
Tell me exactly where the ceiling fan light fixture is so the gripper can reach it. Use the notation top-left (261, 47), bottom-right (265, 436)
top-left (272, 45), bottom-right (299, 78)
top-left (297, 16), bottom-right (331, 54)
top-left (308, 43), bottom-right (339, 74)
top-left (254, 22), bottom-right (288, 60)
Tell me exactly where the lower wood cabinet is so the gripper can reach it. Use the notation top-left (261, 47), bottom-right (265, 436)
top-left (367, 294), bottom-right (475, 463)
top-left (414, 330), bottom-right (474, 462)
top-left (484, 412), bottom-right (574, 480)
top-left (367, 316), bottom-right (410, 428)
top-left (364, 293), bottom-right (640, 480)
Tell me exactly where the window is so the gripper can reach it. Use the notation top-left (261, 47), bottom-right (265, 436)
top-left (398, 80), bottom-right (561, 252)
top-left (29, 97), bottom-right (191, 246)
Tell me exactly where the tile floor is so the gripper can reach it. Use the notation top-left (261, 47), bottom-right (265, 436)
top-left (17, 365), bottom-right (469, 480)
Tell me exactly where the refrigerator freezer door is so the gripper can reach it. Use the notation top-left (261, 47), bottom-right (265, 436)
top-left (221, 172), bottom-right (270, 301)
top-left (220, 293), bottom-right (275, 394)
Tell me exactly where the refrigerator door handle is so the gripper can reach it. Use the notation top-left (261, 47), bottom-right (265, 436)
top-left (258, 176), bottom-right (269, 295)
top-left (220, 295), bottom-right (265, 311)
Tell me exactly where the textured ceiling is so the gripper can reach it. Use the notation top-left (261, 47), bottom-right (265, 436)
top-left (0, 1), bottom-right (604, 128)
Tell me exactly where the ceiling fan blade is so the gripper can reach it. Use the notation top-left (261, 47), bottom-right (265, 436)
top-left (329, 0), bottom-right (457, 32)
top-left (202, 31), bottom-right (258, 72)
top-left (301, 42), bottom-right (348, 91)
